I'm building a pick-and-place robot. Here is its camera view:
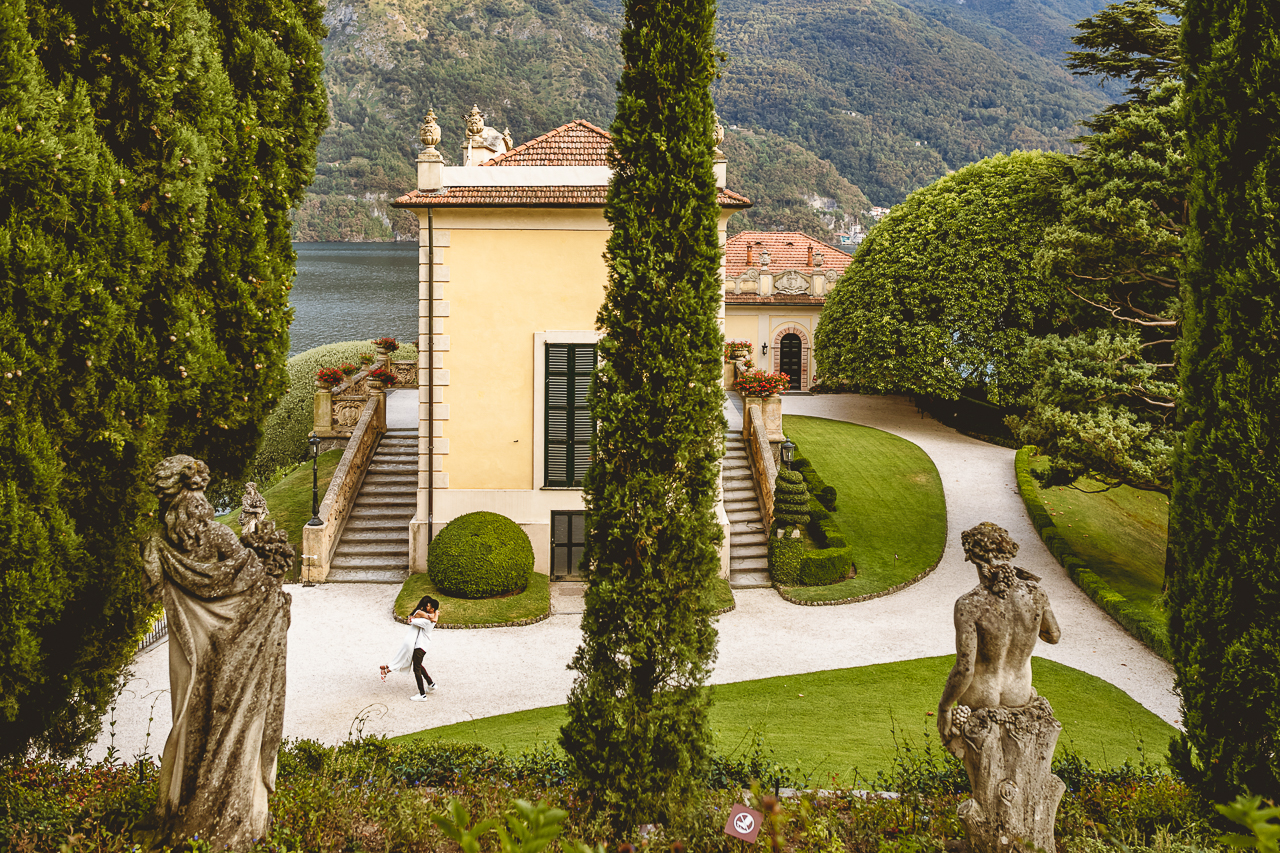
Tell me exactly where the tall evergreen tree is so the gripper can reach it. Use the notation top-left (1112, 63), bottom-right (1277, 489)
top-left (1167, 0), bottom-right (1280, 804)
top-left (0, 0), bottom-right (325, 759)
top-left (559, 0), bottom-right (725, 829)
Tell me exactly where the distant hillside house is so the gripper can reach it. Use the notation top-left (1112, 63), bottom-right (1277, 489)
top-left (723, 232), bottom-right (854, 392)
top-left (392, 110), bottom-right (751, 579)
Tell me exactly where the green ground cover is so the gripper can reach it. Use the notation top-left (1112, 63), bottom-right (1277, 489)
top-left (215, 449), bottom-right (343, 576)
top-left (395, 572), bottom-right (551, 626)
top-left (705, 576), bottom-right (736, 612)
top-left (397, 656), bottom-right (1174, 781)
top-left (778, 415), bottom-right (947, 602)
top-left (1020, 450), bottom-right (1170, 656)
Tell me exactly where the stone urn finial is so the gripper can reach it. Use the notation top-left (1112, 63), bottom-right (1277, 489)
top-left (419, 108), bottom-right (441, 150)
top-left (760, 249), bottom-right (771, 270)
top-left (465, 105), bottom-right (485, 143)
top-left (813, 250), bottom-right (824, 268)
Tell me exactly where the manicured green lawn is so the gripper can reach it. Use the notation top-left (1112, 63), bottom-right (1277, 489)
top-left (705, 576), bottom-right (736, 612)
top-left (395, 572), bottom-right (551, 626)
top-left (779, 415), bottom-right (947, 602)
top-left (1031, 456), bottom-right (1169, 645)
top-left (396, 656), bottom-right (1174, 780)
top-left (215, 449), bottom-right (343, 575)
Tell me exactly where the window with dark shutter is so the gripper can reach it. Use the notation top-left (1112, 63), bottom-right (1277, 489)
top-left (545, 343), bottom-right (596, 487)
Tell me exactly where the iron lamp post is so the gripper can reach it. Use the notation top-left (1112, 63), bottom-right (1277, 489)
top-left (306, 433), bottom-right (322, 527)
top-left (780, 438), bottom-right (795, 470)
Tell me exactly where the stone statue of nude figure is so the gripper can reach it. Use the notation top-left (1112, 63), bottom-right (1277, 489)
top-left (937, 522), bottom-right (1065, 853)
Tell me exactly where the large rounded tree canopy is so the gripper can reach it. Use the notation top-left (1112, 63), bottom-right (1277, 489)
top-left (815, 150), bottom-right (1070, 405)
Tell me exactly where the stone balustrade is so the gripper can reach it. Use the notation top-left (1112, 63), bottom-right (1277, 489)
top-left (313, 360), bottom-right (415, 438)
top-left (301, 391), bottom-right (386, 582)
top-left (743, 400), bottom-right (778, 531)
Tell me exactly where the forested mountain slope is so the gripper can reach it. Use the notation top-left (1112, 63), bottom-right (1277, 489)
top-left (294, 0), bottom-right (1109, 242)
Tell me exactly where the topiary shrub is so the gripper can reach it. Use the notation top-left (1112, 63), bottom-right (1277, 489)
top-left (792, 449), bottom-right (837, 510)
top-left (773, 469), bottom-right (811, 528)
top-left (769, 532), bottom-right (804, 586)
top-left (429, 511), bottom-right (534, 599)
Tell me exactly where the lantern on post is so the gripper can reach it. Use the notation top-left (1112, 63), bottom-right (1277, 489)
top-left (307, 433), bottom-right (322, 527)
top-left (780, 439), bottom-right (796, 470)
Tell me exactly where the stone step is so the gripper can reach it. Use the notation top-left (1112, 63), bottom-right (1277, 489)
top-left (731, 544), bottom-right (768, 559)
top-left (330, 553), bottom-right (410, 570)
top-left (324, 567), bottom-right (410, 584)
top-left (371, 453), bottom-right (416, 465)
top-left (361, 473), bottom-right (418, 487)
top-left (732, 533), bottom-right (769, 548)
top-left (353, 492), bottom-right (416, 506)
top-left (729, 570), bottom-right (772, 589)
top-left (727, 510), bottom-right (763, 523)
top-left (343, 514), bottom-right (411, 528)
top-left (724, 499), bottom-right (760, 513)
top-left (376, 441), bottom-right (417, 451)
top-left (366, 463), bottom-right (417, 475)
top-left (731, 521), bottom-right (767, 535)
top-left (340, 526), bottom-right (410, 542)
top-left (335, 540), bottom-right (409, 557)
top-left (730, 556), bottom-right (769, 570)
top-left (346, 507), bottom-right (416, 522)
top-left (723, 487), bottom-right (756, 501)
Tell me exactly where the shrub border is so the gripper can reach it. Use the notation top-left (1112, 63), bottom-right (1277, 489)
top-left (1014, 446), bottom-right (1171, 660)
top-left (773, 550), bottom-right (944, 607)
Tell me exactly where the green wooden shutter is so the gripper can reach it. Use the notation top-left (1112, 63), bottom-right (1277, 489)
top-left (545, 343), bottom-right (596, 487)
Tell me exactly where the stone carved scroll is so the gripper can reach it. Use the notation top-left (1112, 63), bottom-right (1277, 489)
top-left (391, 360), bottom-right (416, 386)
top-left (333, 400), bottom-right (363, 428)
top-left (775, 269), bottom-right (811, 295)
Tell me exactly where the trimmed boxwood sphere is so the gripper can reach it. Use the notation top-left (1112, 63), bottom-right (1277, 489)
top-left (429, 511), bottom-right (534, 599)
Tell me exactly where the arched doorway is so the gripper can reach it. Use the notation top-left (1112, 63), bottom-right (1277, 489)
top-left (779, 333), bottom-right (802, 390)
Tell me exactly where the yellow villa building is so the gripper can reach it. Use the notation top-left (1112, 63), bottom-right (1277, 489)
top-left (392, 108), bottom-right (751, 579)
top-left (722, 231), bottom-right (853, 392)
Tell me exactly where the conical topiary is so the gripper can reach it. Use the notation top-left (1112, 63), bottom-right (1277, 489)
top-left (774, 468), bottom-right (811, 529)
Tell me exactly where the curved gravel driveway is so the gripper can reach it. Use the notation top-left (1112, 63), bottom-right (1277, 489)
top-left (90, 394), bottom-right (1178, 762)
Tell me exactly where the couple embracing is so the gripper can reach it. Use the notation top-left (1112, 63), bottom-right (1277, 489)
top-left (381, 595), bottom-right (440, 701)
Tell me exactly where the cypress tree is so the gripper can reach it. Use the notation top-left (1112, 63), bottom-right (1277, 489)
top-left (559, 0), bottom-right (725, 829)
top-left (1167, 0), bottom-right (1280, 804)
top-left (0, 0), bottom-right (326, 759)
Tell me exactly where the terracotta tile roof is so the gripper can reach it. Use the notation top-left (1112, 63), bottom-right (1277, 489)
top-left (392, 118), bottom-right (753, 209)
top-left (394, 186), bottom-right (753, 209)
top-left (725, 231), bottom-right (853, 278)
top-left (483, 119), bottom-right (614, 166)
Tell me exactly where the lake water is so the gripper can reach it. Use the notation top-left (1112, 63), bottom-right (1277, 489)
top-left (288, 242), bottom-right (419, 356)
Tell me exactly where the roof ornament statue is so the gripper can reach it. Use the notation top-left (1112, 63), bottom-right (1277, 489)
top-left (461, 105), bottom-right (513, 165)
top-left (418, 108), bottom-right (441, 151)
top-left (465, 105), bottom-right (486, 144)
top-left (713, 112), bottom-right (725, 155)
top-left (502, 127), bottom-right (515, 150)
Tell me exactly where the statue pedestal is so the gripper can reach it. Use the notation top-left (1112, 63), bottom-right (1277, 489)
top-left (946, 696), bottom-right (1065, 853)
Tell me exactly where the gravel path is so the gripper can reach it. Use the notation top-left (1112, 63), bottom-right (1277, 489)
top-left (89, 394), bottom-right (1178, 762)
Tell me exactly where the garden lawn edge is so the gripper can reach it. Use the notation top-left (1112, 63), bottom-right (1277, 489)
top-left (394, 573), bottom-right (551, 628)
top-left (773, 547), bottom-right (944, 607)
top-left (1014, 446), bottom-right (1171, 661)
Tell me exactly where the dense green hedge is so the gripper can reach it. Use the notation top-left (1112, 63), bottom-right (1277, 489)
top-left (769, 499), bottom-right (856, 587)
top-left (773, 469), bottom-right (811, 527)
top-left (1014, 447), bottom-right (1170, 660)
top-left (429, 512), bottom-right (534, 599)
top-left (792, 452), bottom-right (838, 510)
top-left (252, 340), bottom-right (419, 484)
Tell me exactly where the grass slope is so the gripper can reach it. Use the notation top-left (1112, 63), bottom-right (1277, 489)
top-left (780, 415), bottom-right (947, 602)
top-left (1018, 450), bottom-right (1170, 657)
top-left (397, 656), bottom-right (1175, 780)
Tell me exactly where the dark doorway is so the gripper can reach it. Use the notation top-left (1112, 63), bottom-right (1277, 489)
top-left (779, 334), bottom-right (802, 390)
top-left (551, 511), bottom-right (586, 579)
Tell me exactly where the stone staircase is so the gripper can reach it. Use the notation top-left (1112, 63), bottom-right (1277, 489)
top-left (723, 429), bottom-right (771, 589)
top-left (325, 428), bottom-right (416, 583)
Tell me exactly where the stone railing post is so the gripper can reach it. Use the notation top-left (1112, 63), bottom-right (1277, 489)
top-left (313, 381), bottom-right (335, 438)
